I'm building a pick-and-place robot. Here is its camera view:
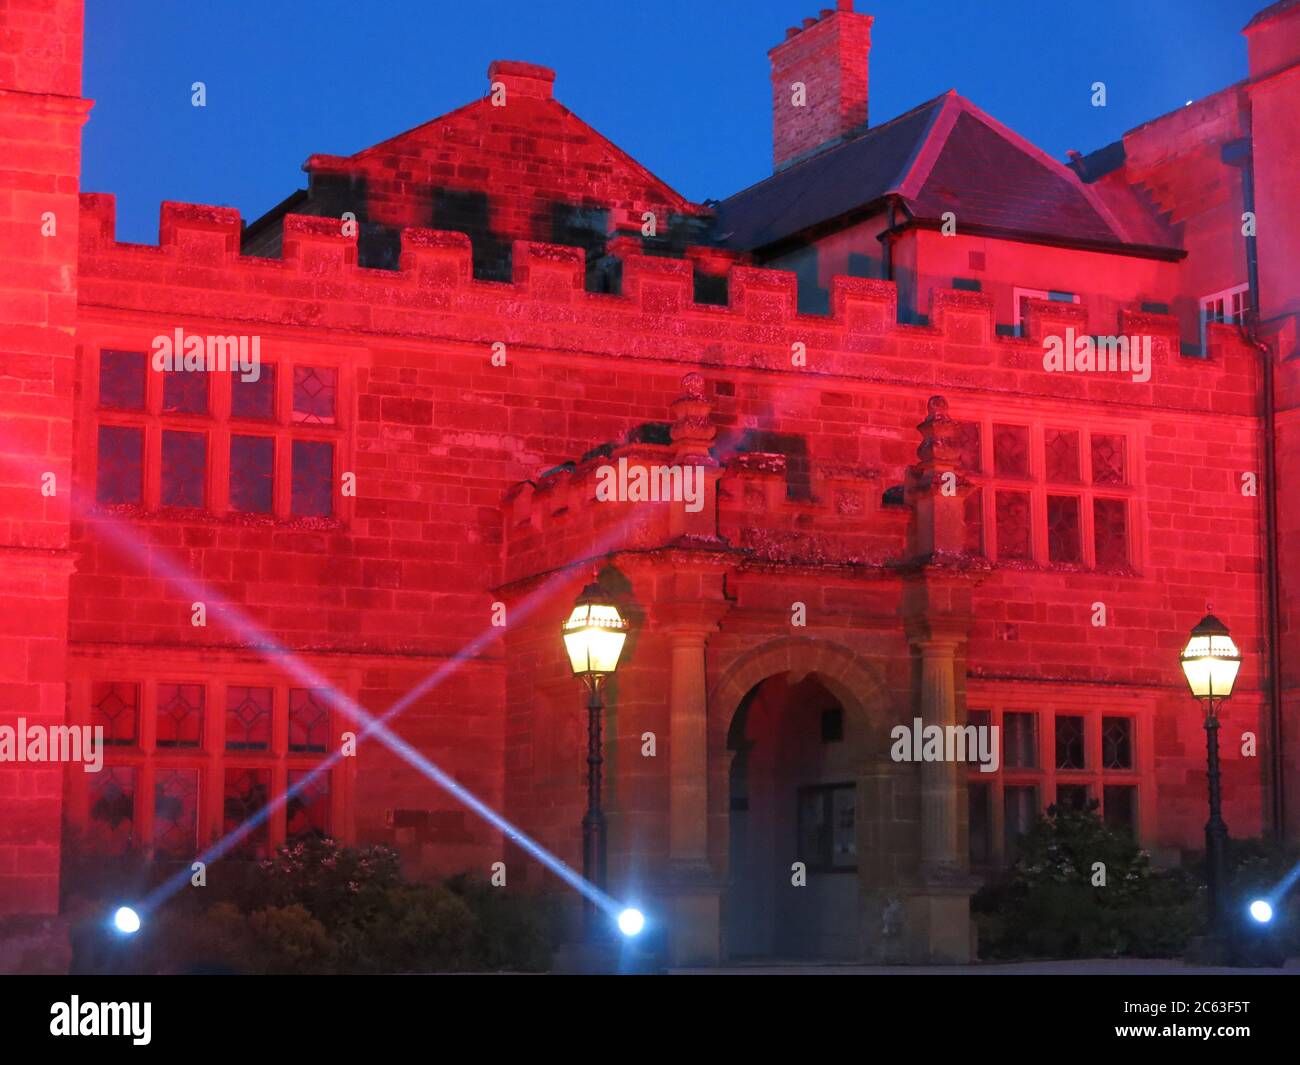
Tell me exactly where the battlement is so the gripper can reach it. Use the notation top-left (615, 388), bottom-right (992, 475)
top-left (76, 194), bottom-right (1260, 415)
top-left (500, 372), bottom-right (913, 584)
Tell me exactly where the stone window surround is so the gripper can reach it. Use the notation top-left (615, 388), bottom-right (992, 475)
top-left (84, 337), bottom-right (352, 522)
top-left (66, 666), bottom-right (353, 860)
top-left (953, 409), bottom-right (1142, 573)
top-left (964, 690), bottom-right (1156, 870)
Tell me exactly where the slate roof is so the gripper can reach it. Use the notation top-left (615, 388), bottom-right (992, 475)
top-left (712, 91), bottom-right (1182, 258)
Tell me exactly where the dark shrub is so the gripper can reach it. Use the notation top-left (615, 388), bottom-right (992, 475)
top-left (973, 801), bottom-right (1201, 959)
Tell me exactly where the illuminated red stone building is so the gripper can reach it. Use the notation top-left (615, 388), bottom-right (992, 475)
top-left (1, 0), bottom-right (1298, 965)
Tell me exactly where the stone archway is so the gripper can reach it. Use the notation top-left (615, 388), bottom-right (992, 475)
top-left (709, 637), bottom-right (897, 960)
top-left (709, 636), bottom-right (895, 763)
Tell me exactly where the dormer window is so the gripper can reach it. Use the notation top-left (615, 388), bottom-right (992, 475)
top-left (1199, 283), bottom-right (1250, 351)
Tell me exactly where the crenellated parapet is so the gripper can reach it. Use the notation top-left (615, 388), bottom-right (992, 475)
top-left (76, 194), bottom-right (1259, 415)
top-left (500, 373), bottom-right (915, 585)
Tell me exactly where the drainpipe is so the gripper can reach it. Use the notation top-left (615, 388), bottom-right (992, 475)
top-left (1225, 129), bottom-right (1283, 840)
top-left (881, 197), bottom-right (898, 281)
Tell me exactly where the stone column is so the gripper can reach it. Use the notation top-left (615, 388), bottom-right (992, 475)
top-left (917, 639), bottom-right (962, 873)
top-left (652, 585), bottom-right (730, 966)
top-left (668, 629), bottom-right (710, 862)
top-left (897, 395), bottom-right (986, 963)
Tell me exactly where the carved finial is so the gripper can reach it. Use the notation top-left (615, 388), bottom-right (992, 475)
top-left (670, 374), bottom-right (715, 459)
top-left (915, 394), bottom-right (959, 466)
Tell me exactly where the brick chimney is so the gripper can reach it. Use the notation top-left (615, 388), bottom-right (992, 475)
top-left (769, 1), bottom-right (873, 171)
top-left (487, 59), bottom-right (555, 100)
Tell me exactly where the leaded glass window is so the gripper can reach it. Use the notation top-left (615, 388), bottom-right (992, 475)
top-left (292, 366), bottom-right (337, 425)
top-left (993, 424), bottom-right (1030, 478)
top-left (154, 769), bottom-right (200, 857)
top-left (996, 490), bottom-right (1031, 560)
top-left (96, 425), bottom-right (144, 504)
top-left (1046, 495), bottom-right (1082, 564)
top-left (91, 682), bottom-right (138, 746)
top-left (1055, 715), bottom-right (1086, 770)
top-left (226, 686), bottom-right (272, 750)
top-left (1090, 433), bottom-right (1126, 485)
top-left (289, 688), bottom-right (330, 752)
top-left (156, 682), bottom-right (204, 748)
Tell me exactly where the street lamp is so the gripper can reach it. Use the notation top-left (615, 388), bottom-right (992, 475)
top-left (562, 579), bottom-right (628, 933)
top-left (1180, 612), bottom-right (1241, 939)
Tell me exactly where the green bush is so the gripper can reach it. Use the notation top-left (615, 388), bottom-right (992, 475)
top-left (446, 874), bottom-right (560, 971)
top-left (973, 801), bottom-right (1202, 959)
top-left (127, 838), bottom-right (556, 973)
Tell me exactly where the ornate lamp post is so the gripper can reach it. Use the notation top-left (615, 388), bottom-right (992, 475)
top-left (561, 579), bottom-right (628, 933)
top-left (1179, 612), bottom-right (1242, 938)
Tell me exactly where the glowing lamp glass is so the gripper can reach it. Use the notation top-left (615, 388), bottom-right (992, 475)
top-left (1249, 899), bottom-right (1273, 924)
top-left (1179, 616), bottom-right (1240, 700)
top-left (113, 906), bottom-right (141, 935)
top-left (562, 592), bottom-right (627, 679)
top-left (617, 907), bottom-right (645, 937)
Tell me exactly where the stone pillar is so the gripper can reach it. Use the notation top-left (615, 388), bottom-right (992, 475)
top-left (917, 639), bottom-right (961, 873)
top-left (668, 629), bottom-right (710, 862)
top-left (897, 395), bottom-right (986, 963)
top-left (652, 580), bottom-right (730, 966)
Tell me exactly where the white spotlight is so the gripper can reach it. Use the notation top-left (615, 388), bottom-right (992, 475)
top-left (1249, 899), bottom-right (1274, 924)
top-left (617, 907), bottom-right (645, 937)
top-left (113, 906), bottom-right (141, 935)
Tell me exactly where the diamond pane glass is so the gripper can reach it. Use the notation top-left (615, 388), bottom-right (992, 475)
top-left (162, 369), bottom-right (208, 414)
top-left (1102, 716), bottom-right (1133, 770)
top-left (993, 424), bottom-right (1030, 477)
top-left (223, 768), bottom-right (270, 858)
top-left (955, 420), bottom-right (982, 474)
top-left (1091, 433), bottom-right (1126, 485)
top-left (231, 363), bottom-right (275, 420)
top-left (1055, 715), bottom-right (1086, 770)
top-left (161, 430), bottom-right (206, 508)
top-left (88, 767), bottom-right (136, 855)
top-left (91, 681), bottom-right (138, 746)
top-left (1044, 428), bottom-right (1080, 482)
top-left (225, 686), bottom-right (272, 750)
top-left (289, 688), bottom-right (330, 752)
top-left (995, 490), bottom-right (1031, 560)
top-left (1094, 498), bottom-right (1128, 568)
top-left (156, 682), bottom-right (204, 748)
top-left (291, 440), bottom-right (333, 517)
top-left (1047, 495), bottom-right (1082, 564)
top-left (287, 770), bottom-right (330, 842)
top-left (154, 769), bottom-right (200, 857)
top-left (96, 425), bottom-right (143, 504)
top-left (230, 435), bottom-right (273, 513)
top-left (99, 350), bottom-right (145, 410)
top-left (292, 366), bottom-right (337, 425)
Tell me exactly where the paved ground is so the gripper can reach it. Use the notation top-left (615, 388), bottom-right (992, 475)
top-left (672, 958), bottom-right (1300, 975)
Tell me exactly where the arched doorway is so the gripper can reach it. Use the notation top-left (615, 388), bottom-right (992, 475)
top-left (724, 672), bottom-right (863, 959)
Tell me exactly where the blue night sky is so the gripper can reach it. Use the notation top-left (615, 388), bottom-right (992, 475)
top-left (84, 0), bottom-right (1264, 244)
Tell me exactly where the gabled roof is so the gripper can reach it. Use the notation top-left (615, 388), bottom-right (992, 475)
top-left (713, 91), bottom-right (1182, 258)
top-left (336, 90), bottom-right (705, 219)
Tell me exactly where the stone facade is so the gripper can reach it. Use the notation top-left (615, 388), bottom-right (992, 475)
top-left (1, 0), bottom-right (1299, 966)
